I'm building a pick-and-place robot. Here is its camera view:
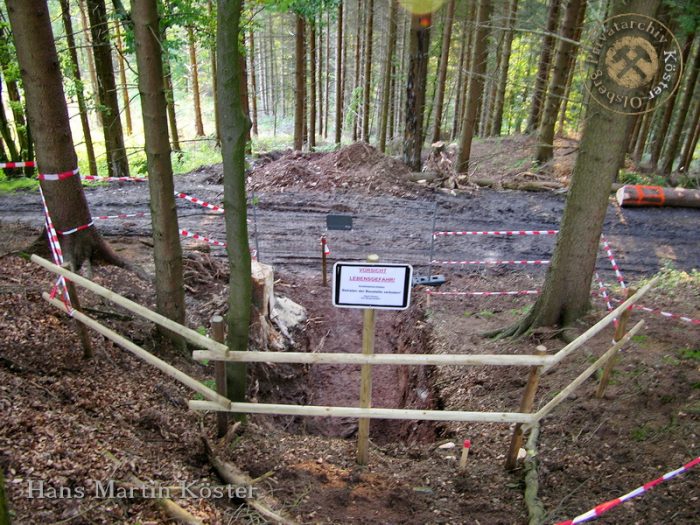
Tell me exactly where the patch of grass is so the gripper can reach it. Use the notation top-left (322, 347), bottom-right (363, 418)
top-left (631, 334), bottom-right (649, 345)
top-left (677, 348), bottom-right (700, 362)
top-left (196, 326), bottom-right (207, 336)
top-left (661, 355), bottom-right (681, 366)
top-left (631, 424), bottom-right (652, 441)
top-left (508, 305), bottom-right (530, 317)
top-left (639, 264), bottom-right (700, 290)
top-left (477, 310), bottom-right (495, 319)
top-left (0, 175), bottom-right (37, 193)
top-left (618, 170), bottom-right (666, 186)
top-left (193, 378), bottom-right (217, 400)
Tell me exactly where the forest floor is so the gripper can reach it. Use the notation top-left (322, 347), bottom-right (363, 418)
top-left (0, 135), bottom-right (699, 524)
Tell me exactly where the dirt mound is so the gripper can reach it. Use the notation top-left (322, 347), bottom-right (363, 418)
top-left (247, 143), bottom-right (423, 198)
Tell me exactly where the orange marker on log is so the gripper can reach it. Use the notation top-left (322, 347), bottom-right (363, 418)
top-left (616, 185), bottom-right (700, 208)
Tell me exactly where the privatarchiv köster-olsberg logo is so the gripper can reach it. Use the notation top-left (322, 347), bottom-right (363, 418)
top-left (584, 13), bottom-right (683, 115)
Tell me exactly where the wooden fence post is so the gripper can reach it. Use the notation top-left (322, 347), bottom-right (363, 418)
top-left (356, 254), bottom-right (379, 465)
top-left (505, 345), bottom-right (547, 470)
top-left (596, 288), bottom-right (635, 398)
top-left (61, 263), bottom-right (93, 358)
top-left (321, 235), bottom-right (328, 287)
top-left (211, 315), bottom-right (228, 437)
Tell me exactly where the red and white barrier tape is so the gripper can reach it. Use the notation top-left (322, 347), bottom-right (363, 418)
top-left (0, 161), bottom-right (35, 169)
top-left (432, 259), bottom-right (550, 266)
top-left (93, 212), bottom-right (147, 220)
top-left (593, 292), bottom-right (700, 326)
top-left (38, 168), bottom-right (80, 181)
top-left (426, 289), bottom-right (540, 297)
top-left (434, 230), bottom-right (558, 237)
top-left (82, 175), bottom-right (148, 182)
top-left (556, 456), bottom-right (700, 525)
top-left (180, 229), bottom-right (226, 248)
top-left (321, 236), bottom-right (330, 255)
top-left (175, 192), bottom-right (224, 213)
top-left (38, 186), bottom-right (72, 313)
top-left (58, 221), bottom-right (94, 236)
top-left (599, 236), bottom-right (626, 289)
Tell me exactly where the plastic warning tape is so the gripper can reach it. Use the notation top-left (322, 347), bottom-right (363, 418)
top-left (595, 293), bottom-right (700, 326)
top-left (179, 229), bottom-right (226, 248)
top-left (38, 186), bottom-right (72, 313)
top-left (556, 456), bottom-right (700, 525)
top-left (58, 221), bottom-right (94, 236)
top-left (593, 272), bottom-right (619, 331)
top-left (426, 289), bottom-right (540, 297)
top-left (599, 236), bottom-right (626, 289)
top-left (38, 168), bottom-right (80, 181)
top-left (82, 175), bottom-right (148, 182)
top-left (93, 212), bottom-right (147, 220)
top-left (174, 192), bottom-right (224, 213)
top-left (434, 230), bottom-right (558, 237)
top-left (432, 259), bottom-right (550, 266)
top-left (0, 161), bottom-right (35, 169)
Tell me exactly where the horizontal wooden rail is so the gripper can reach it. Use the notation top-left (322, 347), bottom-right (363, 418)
top-left (189, 400), bottom-right (536, 424)
top-left (42, 293), bottom-right (231, 408)
top-left (534, 320), bottom-right (645, 421)
top-left (32, 255), bottom-right (228, 355)
top-left (192, 350), bottom-right (556, 367)
top-left (547, 277), bottom-right (657, 370)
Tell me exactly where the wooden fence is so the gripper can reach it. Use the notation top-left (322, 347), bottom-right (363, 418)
top-left (32, 254), bottom-right (656, 466)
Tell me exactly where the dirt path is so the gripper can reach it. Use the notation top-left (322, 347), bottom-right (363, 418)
top-left (1, 171), bottom-right (698, 280)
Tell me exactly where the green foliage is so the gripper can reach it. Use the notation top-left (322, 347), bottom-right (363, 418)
top-left (618, 170), bottom-right (666, 187)
top-left (193, 378), bottom-right (217, 400)
top-left (0, 174), bottom-right (37, 193)
top-left (678, 348), bottom-right (700, 362)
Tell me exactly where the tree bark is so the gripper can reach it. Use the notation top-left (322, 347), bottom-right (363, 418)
top-left (679, 98), bottom-right (700, 172)
top-left (334, 1), bottom-right (344, 144)
top-left (6, 0), bottom-right (123, 269)
top-left (403, 13), bottom-right (431, 171)
top-left (501, 0), bottom-right (661, 336)
top-left (131, 0), bottom-right (186, 338)
top-left (535, 0), bottom-right (586, 164)
top-left (161, 27), bottom-right (181, 152)
top-left (309, 19), bottom-right (317, 148)
top-left (59, 0), bottom-right (98, 177)
top-left (324, 12), bottom-right (330, 138)
top-left (491, 0), bottom-right (518, 138)
top-left (430, 0), bottom-right (456, 144)
top-left (352, 0), bottom-right (364, 142)
top-left (457, 0), bottom-right (492, 173)
top-left (247, 29), bottom-right (258, 136)
top-left (217, 0), bottom-right (252, 411)
top-left (660, 35), bottom-right (700, 174)
top-left (86, 0), bottom-right (130, 178)
top-left (114, 20), bottom-right (133, 136)
top-left (526, 0), bottom-right (561, 134)
top-left (451, 8), bottom-right (470, 140)
top-left (78, 0), bottom-right (100, 127)
top-left (317, 19), bottom-right (323, 137)
top-left (208, 0), bottom-right (220, 143)
top-left (361, 0), bottom-right (375, 142)
top-left (379, 0), bottom-right (398, 152)
top-left (0, 467), bottom-right (9, 525)
top-left (294, 14), bottom-right (305, 151)
top-left (188, 26), bottom-right (205, 137)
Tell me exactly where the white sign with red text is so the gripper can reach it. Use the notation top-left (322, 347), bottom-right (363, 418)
top-left (332, 262), bottom-right (413, 310)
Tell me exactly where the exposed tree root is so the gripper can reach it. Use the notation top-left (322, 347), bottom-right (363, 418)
top-left (524, 423), bottom-right (546, 525)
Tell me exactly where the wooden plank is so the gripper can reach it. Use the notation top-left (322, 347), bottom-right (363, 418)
top-left (43, 293), bottom-right (231, 408)
top-left (32, 255), bottom-right (228, 354)
top-left (192, 350), bottom-right (555, 367)
top-left (534, 320), bottom-right (645, 421)
top-left (188, 400), bottom-right (536, 424)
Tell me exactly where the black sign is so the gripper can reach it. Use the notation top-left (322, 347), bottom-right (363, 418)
top-left (326, 214), bottom-right (353, 231)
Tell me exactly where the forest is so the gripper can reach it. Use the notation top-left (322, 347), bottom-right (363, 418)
top-left (0, 0), bottom-right (699, 524)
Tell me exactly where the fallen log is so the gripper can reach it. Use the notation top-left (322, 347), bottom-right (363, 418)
top-left (203, 437), bottom-right (298, 524)
top-left (523, 423), bottom-right (546, 525)
top-left (616, 185), bottom-right (700, 208)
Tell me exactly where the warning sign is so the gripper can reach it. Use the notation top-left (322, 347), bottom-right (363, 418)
top-left (332, 262), bottom-right (412, 310)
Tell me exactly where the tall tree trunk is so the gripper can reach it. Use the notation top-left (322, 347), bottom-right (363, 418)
top-left (309, 19), bottom-right (317, 148)
top-left (501, 0), bottom-right (661, 336)
top-left (403, 13), bottom-right (431, 171)
top-left (526, 0), bottom-right (561, 134)
top-left (457, 0), bottom-right (492, 173)
top-left (317, 19), bottom-right (323, 137)
top-left (207, 0), bottom-right (220, 143)
top-left (633, 107), bottom-right (653, 162)
top-left (217, 0), bottom-right (252, 411)
top-left (161, 27), bottom-right (181, 152)
top-left (555, 0), bottom-right (587, 137)
top-left (0, 84), bottom-right (19, 161)
top-left (451, 8), bottom-right (469, 140)
top-left (490, 0), bottom-right (518, 137)
top-left (660, 36), bottom-right (700, 174)
top-left (430, 0), bottom-right (456, 143)
top-left (114, 20), bottom-right (132, 135)
top-left (679, 98), bottom-right (700, 172)
top-left (334, 1), bottom-right (344, 144)
top-left (131, 0), bottom-right (186, 338)
top-left (248, 29), bottom-right (258, 136)
top-left (86, 0), bottom-right (130, 178)
top-left (379, 0), bottom-right (398, 152)
top-left (361, 0), bottom-right (374, 142)
top-left (324, 11), bottom-right (330, 138)
top-left (239, 51), bottom-right (252, 152)
top-left (78, 0), bottom-right (100, 127)
top-left (535, 0), bottom-right (586, 164)
top-left (188, 26), bottom-right (205, 137)
top-left (6, 0), bottom-right (123, 269)
top-left (352, 0), bottom-right (364, 142)
top-left (59, 0), bottom-right (98, 177)
top-left (294, 14), bottom-right (305, 150)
